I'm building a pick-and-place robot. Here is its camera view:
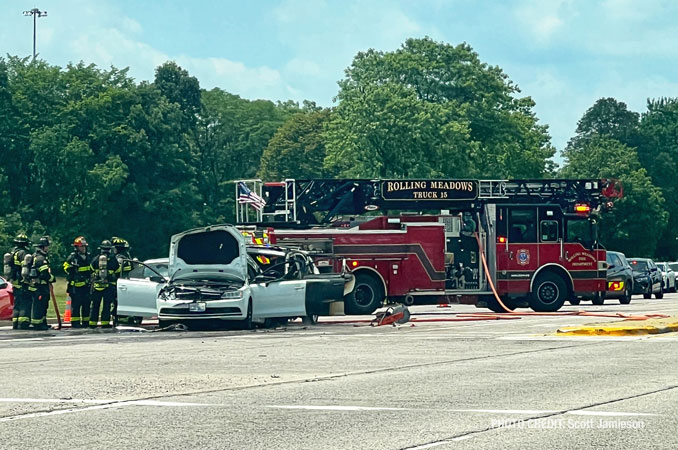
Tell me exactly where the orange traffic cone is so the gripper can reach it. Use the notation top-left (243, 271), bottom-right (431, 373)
top-left (64, 295), bottom-right (72, 323)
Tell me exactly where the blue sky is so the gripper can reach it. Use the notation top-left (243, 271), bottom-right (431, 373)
top-left (3, 0), bottom-right (678, 159)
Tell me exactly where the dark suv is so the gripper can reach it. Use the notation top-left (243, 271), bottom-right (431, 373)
top-left (628, 258), bottom-right (663, 299)
top-left (605, 251), bottom-right (634, 304)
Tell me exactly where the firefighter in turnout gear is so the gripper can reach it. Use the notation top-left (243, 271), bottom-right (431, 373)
top-left (63, 237), bottom-right (92, 328)
top-left (30, 236), bottom-right (55, 331)
top-left (111, 237), bottom-right (132, 325)
top-left (89, 240), bottom-right (120, 328)
top-left (3, 233), bottom-right (32, 329)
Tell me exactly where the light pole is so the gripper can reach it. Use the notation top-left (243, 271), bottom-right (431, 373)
top-left (23, 8), bottom-right (47, 60)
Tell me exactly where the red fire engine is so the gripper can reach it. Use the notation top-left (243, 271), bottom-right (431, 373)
top-left (235, 179), bottom-right (621, 313)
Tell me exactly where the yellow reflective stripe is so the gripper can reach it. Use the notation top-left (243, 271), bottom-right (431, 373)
top-left (12, 317), bottom-right (18, 322)
top-left (31, 319), bottom-right (43, 324)
top-left (82, 316), bottom-right (89, 321)
top-left (77, 266), bottom-right (90, 271)
top-left (72, 281), bottom-right (87, 287)
top-left (71, 316), bottom-right (81, 321)
top-left (63, 262), bottom-right (71, 270)
top-left (38, 266), bottom-right (49, 271)
top-left (18, 317), bottom-right (30, 322)
top-left (100, 321), bottom-right (110, 325)
top-left (89, 321), bottom-right (98, 326)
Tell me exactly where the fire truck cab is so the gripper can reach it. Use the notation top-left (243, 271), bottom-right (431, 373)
top-left (235, 179), bottom-right (619, 314)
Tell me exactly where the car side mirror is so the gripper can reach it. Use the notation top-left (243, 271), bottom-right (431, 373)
top-left (149, 276), bottom-right (165, 283)
top-left (0, 280), bottom-right (7, 290)
top-left (651, 267), bottom-right (658, 272)
top-left (608, 264), bottom-right (615, 270)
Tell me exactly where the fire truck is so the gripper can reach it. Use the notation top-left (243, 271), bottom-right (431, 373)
top-left (235, 178), bottom-right (621, 313)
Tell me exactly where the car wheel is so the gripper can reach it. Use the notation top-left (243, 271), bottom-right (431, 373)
top-left (568, 298), bottom-right (581, 305)
top-left (529, 272), bottom-right (567, 312)
top-left (656, 287), bottom-right (664, 299)
top-left (241, 299), bottom-right (253, 329)
top-left (158, 319), bottom-right (174, 329)
top-left (345, 272), bottom-right (384, 315)
top-left (302, 314), bottom-right (319, 325)
top-left (591, 292), bottom-right (605, 305)
top-left (619, 285), bottom-right (632, 305)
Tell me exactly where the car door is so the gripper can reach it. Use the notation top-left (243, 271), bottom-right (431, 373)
top-left (117, 265), bottom-right (165, 318)
top-left (248, 259), bottom-right (307, 319)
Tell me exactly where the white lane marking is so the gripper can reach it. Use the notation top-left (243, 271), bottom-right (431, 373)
top-left (0, 398), bottom-right (213, 422)
top-left (567, 410), bottom-right (657, 416)
top-left (266, 405), bottom-right (658, 417)
top-left (0, 398), bottom-right (112, 404)
top-left (409, 441), bottom-right (452, 449)
top-left (451, 435), bottom-right (474, 441)
top-left (268, 405), bottom-right (407, 411)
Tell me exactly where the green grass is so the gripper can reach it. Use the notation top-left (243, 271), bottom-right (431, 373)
top-left (47, 277), bottom-right (71, 320)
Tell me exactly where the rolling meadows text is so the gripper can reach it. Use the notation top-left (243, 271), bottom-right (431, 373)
top-left (492, 418), bottom-right (646, 430)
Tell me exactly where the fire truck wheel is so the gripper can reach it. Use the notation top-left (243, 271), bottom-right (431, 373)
top-left (486, 297), bottom-right (514, 313)
top-left (568, 298), bottom-right (581, 305)
top-left (529, 273), bottom-right (567, 312)
top-left (345, 273), bottom-right (384, 315)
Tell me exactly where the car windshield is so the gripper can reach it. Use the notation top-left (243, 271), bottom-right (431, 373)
top-left (657, 263), bottom-right (668, 271)
top-left (670, 263), bottom-right (678, 272)
top-left (630, 260), bottom-right (648, 271)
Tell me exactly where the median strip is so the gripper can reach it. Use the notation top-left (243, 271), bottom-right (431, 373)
top-left (557, 317), bottom-right (678, 336)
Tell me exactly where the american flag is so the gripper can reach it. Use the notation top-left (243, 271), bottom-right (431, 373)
top-left (237, 182), bottom-right (266, 211)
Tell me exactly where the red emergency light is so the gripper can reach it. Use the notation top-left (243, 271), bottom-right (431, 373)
top-left (574, 203), bottom-right (591, 214)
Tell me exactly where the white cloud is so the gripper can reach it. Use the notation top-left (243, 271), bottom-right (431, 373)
top-left (513, 0), bottom-right (574, 42)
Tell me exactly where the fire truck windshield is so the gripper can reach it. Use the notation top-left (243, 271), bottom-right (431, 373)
top-left (565, 216), bottom-right (595, 248)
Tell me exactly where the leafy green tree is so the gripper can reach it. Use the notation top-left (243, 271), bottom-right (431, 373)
top-left (636, 98), bottom-right (678, 259)
top-left (561, 136), bottom-right (666, 257)
top-left (566, 97), bottom-right (640, 150)
top-left (259, 109), bottom-right (333, 180)
top-left (324, 38), bottom-right (554, 178)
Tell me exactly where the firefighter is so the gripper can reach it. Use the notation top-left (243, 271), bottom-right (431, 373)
top-left (111, 237), bottom-right (132, 325)
top-left (88, 240), bottom-right (120, 328)
top-left (3, 233), bottom-right (32, 330)
top-left (63, 237), bottom-right (92, 328)
top-left (30, 236), bottom-right (55, 331)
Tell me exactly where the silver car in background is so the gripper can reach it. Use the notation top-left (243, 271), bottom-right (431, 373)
top-left (656, 262), bottom-right (677, 292)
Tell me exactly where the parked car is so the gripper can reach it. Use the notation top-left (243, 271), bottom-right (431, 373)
top-left (605, 251), bottom-right (634, 304)
top-left (628, 258), bottom-right (663, 299)
top-left (0, 277), bottom-right (14, 321)
top-left (117, 225), bottom-right (354, 329)
top-left (656, 262), bottom-right (677, 292)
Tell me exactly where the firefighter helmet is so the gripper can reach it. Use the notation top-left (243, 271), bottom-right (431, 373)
top-left (99, 240), bottom-right (113, 251)
top-left (73, 236), bottom-right (88, 248)
top-left (35, 236), bottom-right (50, 248)
top-left (13, 233), bottom-right (29, 245)
top-left (111, 236), bottom-right (130, 249)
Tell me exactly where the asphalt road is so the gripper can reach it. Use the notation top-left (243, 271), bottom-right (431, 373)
top-left (1, 295), bottom-right (677, 450)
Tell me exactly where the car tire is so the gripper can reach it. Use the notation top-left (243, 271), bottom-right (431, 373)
top-left (656, 287), bottom-right (664, 299)
top-left (529, 272), bottom-right (567, 312)
top-left (568, 298), bottom-right (581, 305)
top-left (241, 299), bottom-right (253, 329)
top-left (619, 285), bottom-right (632, 305)
top-left (345, 272), bottom-right (384, 315)
top-left (302, 314), bottom-right (319, 325)
top-left (591, 292), bottom-right (605, 305)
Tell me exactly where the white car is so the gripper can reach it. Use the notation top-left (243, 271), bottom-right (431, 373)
top-left (656, 262), bottom-right (677, 293)
top-left (117, 225), bottom-right (353, 329)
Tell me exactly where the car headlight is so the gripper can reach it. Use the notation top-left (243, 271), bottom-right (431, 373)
top-left (221, 290), bottom-right (244, 299)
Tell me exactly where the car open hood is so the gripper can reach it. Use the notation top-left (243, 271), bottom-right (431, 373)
top-left (169, 225), bottom-right (248, 281)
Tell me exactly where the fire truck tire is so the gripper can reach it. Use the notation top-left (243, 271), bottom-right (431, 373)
top-left (345, 273), bottom-right (384, 315)
top-left (529, 273), bottom-right (567, 312)
top-left (486, 297), bottom-right (515, 313)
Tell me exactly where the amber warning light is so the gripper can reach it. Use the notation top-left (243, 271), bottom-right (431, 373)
top-left (351, 261), bottom-right (359, 267)
top-left (574, 203), bottom-right (591, 214)
top-left (498, 236), bottom-right (506, 244)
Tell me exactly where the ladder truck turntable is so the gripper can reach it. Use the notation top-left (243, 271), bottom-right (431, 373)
top-left (236, 178), bottom-right (621, 314)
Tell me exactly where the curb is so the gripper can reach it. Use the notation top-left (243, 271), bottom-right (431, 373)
top-left (557, 322), bottom-right (678, 336)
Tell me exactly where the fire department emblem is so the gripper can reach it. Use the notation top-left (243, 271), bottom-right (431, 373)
top-left (517, 249), bottom-right (530, 266)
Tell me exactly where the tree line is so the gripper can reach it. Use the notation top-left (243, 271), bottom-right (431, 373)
top-left (0, 37), bottom-right (675, 268)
